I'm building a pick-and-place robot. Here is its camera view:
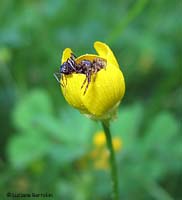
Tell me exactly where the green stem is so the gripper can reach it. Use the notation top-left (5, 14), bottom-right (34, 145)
top-left (101, 120), bottom-right (119, 200)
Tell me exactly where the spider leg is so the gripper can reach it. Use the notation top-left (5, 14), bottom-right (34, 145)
top-left (67, 58), bottom-right (76, 71)
top-left (54, 72), bottom-right (65, 87)
top-left (81, 76), bottom-right (87, 89)
top-left (71, 53), bottom-right (77, 60)
top-left (83, 72), bottom-right (91, 95)
top-left (65, 75), bottom-right (67, 85)
top-left (92, 66), bottom-right (98, 82)
top-left (54, 73), bottom-right (60, 83)
top-left (60, 74), bottom-right (68, 87)
top-left (61, 74), bottom-right (65, 87)
top-left (62, 74), bottom-right (68, 87)
top-left (93, 73), bottom-right (97, 82)
top-left (63, 75), bottom-right (67, 95)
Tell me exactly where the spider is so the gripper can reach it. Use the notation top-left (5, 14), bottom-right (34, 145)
top-left (54, 53), bottom-right (77, 86)
top-left (54, 54), bottom-right (106, 95)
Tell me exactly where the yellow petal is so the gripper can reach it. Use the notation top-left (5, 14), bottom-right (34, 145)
top-left (94, 41), bottom-right (119, 68)
top-left (93, 131), bottom-right (106, 147)
top-left (81, 62), bottom-right (125, 118)
top-left (61, 74), bottom-right (90, 114)
top-left (61, 48), bottom-right (73, 64)
top-left (112, 137), bottom-right (122, 152)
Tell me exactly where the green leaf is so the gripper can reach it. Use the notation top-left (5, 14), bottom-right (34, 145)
top-left (49, 144), bottom-right (86, 164)
top-left (112, 103), bottom-right (144, 148)
top-left (7, 131), bottom-right (51, 169)
top-left (59, 108), bottom-right (95, 144)
top-left (142, 111), bottom-right (181, 173)
top-left (144, 111), bottom-right (179, 149)
top-left (33, 114), bottom-right (63, 141)
top-left (12, 89), bottom-right (53, 131)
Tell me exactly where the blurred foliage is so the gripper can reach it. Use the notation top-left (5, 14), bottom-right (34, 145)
top-left (0, 0), bottom-right (181, 199)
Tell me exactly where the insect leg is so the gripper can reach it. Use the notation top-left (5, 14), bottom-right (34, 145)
top-left (62, 74), bottom-right (68, 87)
top-left (83, 72), bottom-right (91, 95)
top-left (54, 73), bottom-right (60, 83)
top-left (81, 76), bottom-right (87, 89)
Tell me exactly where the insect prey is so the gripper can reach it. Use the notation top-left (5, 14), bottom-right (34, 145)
top-left (54, 54), bottom-right (106, 95)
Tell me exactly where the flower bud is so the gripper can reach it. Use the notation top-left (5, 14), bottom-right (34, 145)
top-left (60, 41), bottom-right (125, 120)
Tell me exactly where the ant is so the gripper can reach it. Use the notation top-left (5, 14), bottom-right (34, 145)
top-left (54, 54), bottom-right (106, 95)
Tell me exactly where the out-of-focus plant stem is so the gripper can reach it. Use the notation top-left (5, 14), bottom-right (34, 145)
top-left (107, 0), bottom-right (148, 43)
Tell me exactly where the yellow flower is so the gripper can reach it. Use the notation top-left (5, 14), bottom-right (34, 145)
top-left (93, 131), bottom-right (122, 151)
top-left (112, 137), bottom-right (122, 152)
top-left (90, 131), bottom-right (122, 170)
top-left (60, 41), bottom-right (125, 120)
top-left (94, 157), bottom-right (109, 170)
top-left (93, 131), bottom-right (106, 147)
top-left (75, 131), bottom-right (123, 170)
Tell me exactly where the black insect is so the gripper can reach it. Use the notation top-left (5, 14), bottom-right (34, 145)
top-left (54, 54), bottom-right (106, 95)
top-left (54, 53), bottom-right (77, 86)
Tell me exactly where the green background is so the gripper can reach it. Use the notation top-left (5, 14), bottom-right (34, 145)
top-left (0, 0), bottom-right (181, 199)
